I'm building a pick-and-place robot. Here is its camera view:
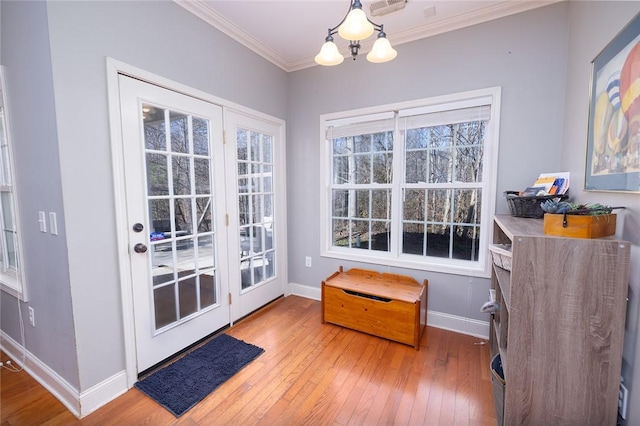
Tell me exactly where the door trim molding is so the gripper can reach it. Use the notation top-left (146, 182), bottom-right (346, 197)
top-left (105, 57), bottom-right (287, 388)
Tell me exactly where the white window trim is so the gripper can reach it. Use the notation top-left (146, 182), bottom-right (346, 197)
top-left (0, 66), bottom-right (27, 301)
top-left (320, 87), bottom-right (501, 278)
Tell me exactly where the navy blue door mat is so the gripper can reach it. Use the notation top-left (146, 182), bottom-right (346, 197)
top-left (134, 334), bottom-right (264, 417)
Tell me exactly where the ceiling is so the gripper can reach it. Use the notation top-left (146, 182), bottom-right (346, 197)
top-left (174, 0), bottom-right (560, 72)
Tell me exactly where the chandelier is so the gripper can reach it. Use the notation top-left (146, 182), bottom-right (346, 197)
top-left (315, 0), bottom-right (397, 66)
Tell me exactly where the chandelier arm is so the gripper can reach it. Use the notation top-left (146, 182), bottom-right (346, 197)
top-left (327, 0), bottom-right (358, 35)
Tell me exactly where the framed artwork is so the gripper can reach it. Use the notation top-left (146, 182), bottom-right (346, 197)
top-left (586, 12), bottom-right (640, 193)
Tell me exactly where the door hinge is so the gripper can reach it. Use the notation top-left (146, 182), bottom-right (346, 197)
top-left (225, 214), bottom-right (229, 226)
top-left (228, 293), bottom-right (232, 304)
top-left (223, 130), bottom-right (227, 144)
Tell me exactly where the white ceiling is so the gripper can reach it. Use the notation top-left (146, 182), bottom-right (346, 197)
top-left (174, 0), bottom-right (560, 72)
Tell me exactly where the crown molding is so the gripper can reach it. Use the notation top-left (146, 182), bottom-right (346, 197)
top-left (175, 0), bottom-right (563, 73)
top-left (174, 0), bottom-right (291, 72)
top-left (390, 0), bottom-right (562, 48)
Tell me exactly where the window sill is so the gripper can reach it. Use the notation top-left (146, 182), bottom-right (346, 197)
top-left (1, 273), bottom-right (26, 301)
top-left (321, 248), bottom-right (491, 278)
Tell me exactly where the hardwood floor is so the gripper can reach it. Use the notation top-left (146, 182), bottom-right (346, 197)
top-left (1, 295), bottom-right (497, 425)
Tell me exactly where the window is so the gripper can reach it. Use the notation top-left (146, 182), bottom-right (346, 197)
top-left (0, 68), bottom-right (26, 300)
top-left (321, 88), bottom-right (501, 277)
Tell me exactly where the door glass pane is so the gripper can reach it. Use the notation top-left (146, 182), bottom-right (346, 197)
top-left (192, 117), bottom-right (209, 156)
top-left (143, 104), bottom-right (166, 150)
top-left (142, 105), bottom-right (219, 331)
top-left (172, 156), bottom-right (191, 195)
top-left (154, 284), bottom-right (177, 329)
top-left (146, 154), bottom-right (168, 196)
top-left (200, 270), bottom-right (216, 308)
top-left (194, 158), bottom-right (210, 194)
top-left (178, 277), bottom-right (197, 318)
top-left (236, 128), bottom-right (276, 290)
top-left (170, 111), bottom-right (188, 153)
top-left (195, 198), bottom-right (213, 233)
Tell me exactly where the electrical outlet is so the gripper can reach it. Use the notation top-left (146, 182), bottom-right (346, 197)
top-left (305, 256), bottom-right (312, 267)
top-left (28, 306), bottom-right (35, 327)
top-left (619, 382), bottom-right (628, 420)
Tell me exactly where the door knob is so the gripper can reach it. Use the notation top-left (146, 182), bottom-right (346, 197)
top-left (134, 243), bottom-right (148, 253)
top-left (132, 223), bottom-right (144, 232)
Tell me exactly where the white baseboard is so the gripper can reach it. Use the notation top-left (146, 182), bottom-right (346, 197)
top-left (0, 331), bottom-right (128, 418)
top-left (288, 282), bottom-right (489, 339)
top-left (289, 282), bottom-right (321, 300)
top-left (79, 370), bottom-right (128, 417)
top-left (427, 310), bottom-right (489, 339)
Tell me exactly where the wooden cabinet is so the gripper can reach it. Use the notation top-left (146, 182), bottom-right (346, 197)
top-left (489, 215), bottom-right (630, 425)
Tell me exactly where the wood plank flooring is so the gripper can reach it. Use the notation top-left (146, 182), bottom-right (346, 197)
top-left (1, 295), bottom-right (497, 425)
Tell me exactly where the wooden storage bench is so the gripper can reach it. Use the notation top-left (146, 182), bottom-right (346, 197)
top-left (321, 266), bottom-right (428, 350)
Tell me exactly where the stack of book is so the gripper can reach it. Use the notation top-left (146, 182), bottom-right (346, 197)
top-left (520, 172), bottom-right (569, 196)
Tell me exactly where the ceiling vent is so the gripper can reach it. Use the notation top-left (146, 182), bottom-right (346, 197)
top-left (369, 0), bottom-right (407, 17)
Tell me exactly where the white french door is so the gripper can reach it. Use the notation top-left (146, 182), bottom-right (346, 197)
top-left (225, 110), bottom-right (286, 322)
top-left (119, 76), bottom-right (230, 372)
top-left (117, 74), bottom-right (287, 373)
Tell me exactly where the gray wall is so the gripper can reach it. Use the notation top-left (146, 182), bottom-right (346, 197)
top-left (287, 3), bottom-right (569, 322)
top-left (0, 0), bottom-right (78, 388)
top-left (561, 2), bottom-right (640, 424)
top-left (1, 0), bottom-right (288, 392)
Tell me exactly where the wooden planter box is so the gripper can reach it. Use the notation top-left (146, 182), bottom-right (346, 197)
top-left (321, 266), bottom-right (427, 350)
top-left (543, 213), bottom-right (616, 239)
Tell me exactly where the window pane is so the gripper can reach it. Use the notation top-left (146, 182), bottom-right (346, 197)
top-left (371, 190), bottom-right (390, 219)
top-left (333, 138), bottom-right (351, 155)
top-left (333, 156), bottom-right (349, 184)
top-left (332, 219), bottom-right (349, 247)
top-left (428, 149), bottom-right (453, 183)
top-left (250, 131), bottom-right (261, 162)
top-left (405, 150), bottom-right (427, 183)
top-left (354, 135), bottom-right (371, 153)
top-left (372, 153), bottom-right (392, 184)
top-left (149, 199), bottom-right (171, 233)
top-left (194, 158), bottom-right (210, 194)
top-left (371, 221), bottom-right (390, 252)
top-left (154, 284), bottom-right (177, 329)
top-left (263, 136), bottom-right (273, 163)
top-left (403, 223), bottom-right (424, 255)
top-left (192, 117), bottom-right (209, 156)
top-left (351, 219), bottom-right (369, 249)
top-left (426, 189), bottom-right (451, 223)
top-left (332, 190), bottom-right (348, 217)
top-left (4, 230), bottom-right (16, 268)
top-left (170, 112), bottom-right (188, 153)
top-left (195, 197), bottom-right (213, 233)
top-left (354, 155), bottom-right (371, 184)
top-left (352, 190), bottom-right (370, 218)
top-left (403, 189), bottom-right (425, 222)
top-left (178, 277), bottom-right (198, 318)
top-left (143, 105), bottom-right (166, 150)
top-left (1, 192), bottom-right (14, 230)
top-left (200, 270), bottom-right (216, 308)
top-left (425, 224), bottom-right (450, 258)
top-left (174, 198), bottom-right (193, 234)
top-left (373, 132), bottom-right (393, 152)
top-left (146, 153), bottom-right (168, 196)
top-left (237, 129), bottom-right (248, 160)
top-left (172, 156), bottom-right (191, 195)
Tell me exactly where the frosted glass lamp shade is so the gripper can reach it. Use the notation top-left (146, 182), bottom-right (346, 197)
top-left (315, 41), bottom-right (345, 66)
top-left (338, 8), bottom-right (374, 41)
top-left (366, 37), bottom-right (397, 63)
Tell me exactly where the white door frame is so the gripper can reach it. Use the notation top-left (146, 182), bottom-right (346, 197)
top-left (106, 58), bottom-right (288, 388)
